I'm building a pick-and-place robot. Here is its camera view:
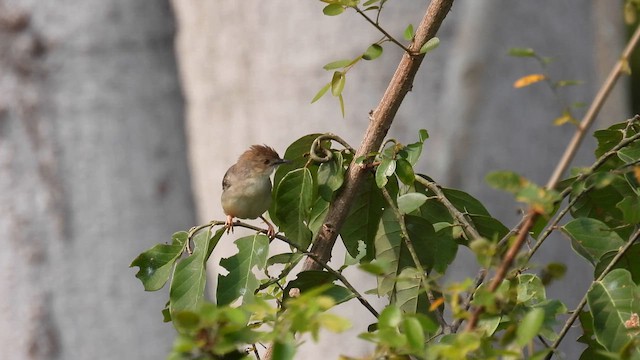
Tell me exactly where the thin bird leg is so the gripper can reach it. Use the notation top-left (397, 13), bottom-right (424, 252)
top-left (260, 215), bottom-right (276, 239)
top-left (225, 214), bottom-right (235, 234)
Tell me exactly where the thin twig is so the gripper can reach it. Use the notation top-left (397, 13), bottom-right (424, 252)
top-left (544, 228), bottom-right (640, 360)
top-left (546, 24), bottom-right (640, 188)
top-left (450, 268), bottom-right (487, 333)
top-left (354, 7), bottom-right (411, 53)
top-left (527, 120), bottom-right (640, 260)
top-left (309, 133), bottom-right (355, 163)
top-left (414, 176), bottom-right (482, 242)
top-left (190, 219), bottom-right (380, 318)
top-left (380, 187), bottom-right (448, 331)
top-left (302, 0), bottom-right (454, 271)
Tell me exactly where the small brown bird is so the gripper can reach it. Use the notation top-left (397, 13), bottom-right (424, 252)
top-left (221, 145), bottom-right (289, 238)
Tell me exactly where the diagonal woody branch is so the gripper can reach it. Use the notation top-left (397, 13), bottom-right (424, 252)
top-left (465, 21), bottom-right (640, 332)
top-left (302, 0), bottom-right (455, 271)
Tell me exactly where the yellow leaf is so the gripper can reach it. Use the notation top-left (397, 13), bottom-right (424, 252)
top-left (429, 297), bottom-right (445, 311)
top-left (513, 74), bottom-right (546, 88)
top-left (553, 112), bottom-right (578, 126)
top-left (634, 166), bottom-right (640, 184)
top-left (625, 2), bottom-right (637, 25)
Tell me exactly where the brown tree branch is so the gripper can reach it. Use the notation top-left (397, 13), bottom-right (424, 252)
top-left (302, 0), bottom-right (455, 271)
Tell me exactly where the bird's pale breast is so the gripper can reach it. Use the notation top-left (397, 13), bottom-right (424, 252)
top-left (221, 175), bottom-right (272, 219)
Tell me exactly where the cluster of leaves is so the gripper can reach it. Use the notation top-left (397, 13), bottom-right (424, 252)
top-left (130, 1), bottom-right (640, 357)
top-left (484, 118), bottom-right (640, 359)
top-left (132, 116), bottom-right (640, 359)
top-left (313, 0), bottom-right (440, 116)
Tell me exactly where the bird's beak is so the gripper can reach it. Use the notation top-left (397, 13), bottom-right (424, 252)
top-left (275, 158), bottom-right (292, 165)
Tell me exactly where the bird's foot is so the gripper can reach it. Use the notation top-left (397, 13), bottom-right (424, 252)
top-left (225, 215), bottom-right (235, 234)
top-left (260, 216), bottom-right (277, 239)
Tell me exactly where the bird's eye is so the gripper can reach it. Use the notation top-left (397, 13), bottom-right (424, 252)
top-left (264, 159), bottom-right (271, 165)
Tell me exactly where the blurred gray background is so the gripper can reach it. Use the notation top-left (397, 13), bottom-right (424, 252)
top-left (0, 0), bottom-right (630, 359)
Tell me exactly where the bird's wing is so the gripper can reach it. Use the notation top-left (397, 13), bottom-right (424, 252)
top-left (222, 165), bottom-right (235, 191)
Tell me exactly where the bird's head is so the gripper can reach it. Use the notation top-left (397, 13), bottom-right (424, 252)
top-left (238, 145), bottom-right (289, 176)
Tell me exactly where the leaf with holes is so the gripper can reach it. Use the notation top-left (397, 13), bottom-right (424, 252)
top-left (131, 231), bottom-right (187, 291)
top-left (217, 234), bottom-right (269, 305)
top-left (587, 269), bottom-right (640, 355)
top-left (341, 174), bottom-right (385, 261)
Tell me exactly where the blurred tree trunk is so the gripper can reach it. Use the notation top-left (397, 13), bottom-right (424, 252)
top-left (172, 1), bottom-right (627, 358)
top-left (0, 1), bottom-right (194, 359)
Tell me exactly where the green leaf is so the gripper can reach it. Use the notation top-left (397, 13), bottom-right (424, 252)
top-left (403, 215), bottom-right (444, 272)
top-left (206, 227), bottom-right (226, 260)
top-left (571, 175), bottom-right (629, 232)
top-left (516, 308), bottom-right (545, 346)
top-left (331, 71), bottom-right (346, 96)
top-left (486, 171), bottom-right (525, 193)
top-left (395, 158), bottom-right (415, 185)
top-left (131, 231), bottom-right (187, 291)
top-left (517, 273), bottom-right (546, 305)
top-left (577, 310), bottom-right (610, 360)
top-left (508, 47), bottom-right (536, 57)
top-left (375, 158), bottom-right (396, 188)
top-left (343, 240), bottom-right (367, 267)
top-left (595, 244), bottom-right (640, 284)
top-left (487, 171), bottom-right (560, 215)
top-left (311, 82), bottom-right (331, 103)
top-left (419, 129), bottom-right (429, 141)
top-left (397, 192), bottom-right (428, 214)
top-left (404, 143), bottom-right (423, 166)
top-left (317, 151), bottom-right (344, 201)
top-left (172, 311), bottom-right (200, 331)
top-left (217, 234), bottom-right (269, 305)
top-left (540, 262), bottom-right (567, 285)
top-left (273, 134), bottom-right (321, 190)
top-left (618, 144), bottom-right (640, 164)
top-left (362, 43), bottom-right (383, 60)
top-left (322, 59), bottom-right (353, 70)
top-left (403, 316), bottom-right (425, 352)
top-left (515, 183), bottom-right (561, 215)
top-left (419, 37), bottom-right (440, 54)
top-left (427, 227), bottom-right (459, 273)
top-left (562, 218), bottom-right (626, 265)
top-left (375, 208), bottom-right (404, 295)
top-left (322, 3), bottom-right (344, 16)
top-left (169, 229), bottom-right (212, 316)
top-left (393, 267), bottom-right (421, 313)
top-left (441, 187), bottom-right (491, 216)
top-left (309, 197), bottom-right (329, 239)
top-left (338, 93), bottom-right (345, 118)
top-left (379, 304), bottom-right (402, 328)
top-left (267, 252), bottom-right (304, 267)
top-left (555, 79), bottom-right (584, 87)
top-left (341, 174), bottom-right (385, 261)
top-left (375, 210), bottom-right (444, 295)
top-left (284, 271), bottom-right (354, 305)
top-left (273, 340), bottom-right (296, 360)
top-left (274, 168), bottom-right (314, 248)
top-left (587, 269), bottom-right (640, 354)
top-left (617, 195), bottom-right (640, 224)
top-left (403, 24), bottom-right (414, 41)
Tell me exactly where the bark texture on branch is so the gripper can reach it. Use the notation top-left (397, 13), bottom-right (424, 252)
top-left (303, 0), bottom-right (455, 271)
